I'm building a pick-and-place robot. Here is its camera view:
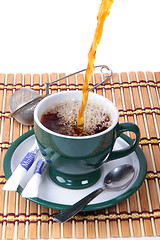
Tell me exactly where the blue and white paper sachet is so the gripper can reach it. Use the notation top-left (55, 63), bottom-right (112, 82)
top-left (21, 156), bottom-right (47, 198)
top-left (3, 142), bottom-right (40, 191)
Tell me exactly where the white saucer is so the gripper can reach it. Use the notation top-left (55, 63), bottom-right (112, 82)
top-left (4, 129), bottom-right (147, 211)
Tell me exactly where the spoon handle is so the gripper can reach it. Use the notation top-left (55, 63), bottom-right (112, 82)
top-left (52, 187), bottom-right (104, 223)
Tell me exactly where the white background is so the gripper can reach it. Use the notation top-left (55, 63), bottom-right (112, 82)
top-left (0, 0), bottom-right (160, 74)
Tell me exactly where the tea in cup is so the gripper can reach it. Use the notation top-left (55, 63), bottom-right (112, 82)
top-left (34, 91), bottom-right (140, 189)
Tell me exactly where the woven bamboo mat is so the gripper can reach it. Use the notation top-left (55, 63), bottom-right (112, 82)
top-left (0, 71), bottom-right (160, 239)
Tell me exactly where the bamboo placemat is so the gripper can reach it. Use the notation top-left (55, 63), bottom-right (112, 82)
top-left (0, 71), bottom-right (160, 239)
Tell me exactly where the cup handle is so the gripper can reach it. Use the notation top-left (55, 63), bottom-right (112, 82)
top-left (108, 122), bottom-right (140, 160)
top-left (81, 122), bottom-right (140, 168)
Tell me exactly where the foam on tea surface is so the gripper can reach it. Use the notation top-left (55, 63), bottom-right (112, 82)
top-left (41, 98), bottom-right (112, 136)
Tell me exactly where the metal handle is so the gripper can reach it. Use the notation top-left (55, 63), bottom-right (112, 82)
top-left (45, 65), bottom-right (112, 96)
top-left (52, 187), bottom-right (104, 223)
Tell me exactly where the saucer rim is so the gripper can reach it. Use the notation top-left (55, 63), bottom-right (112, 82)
top-left (3, 129), bottom-right (147, 211)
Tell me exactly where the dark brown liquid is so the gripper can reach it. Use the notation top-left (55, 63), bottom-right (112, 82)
top-left (41, 110), bottom-right (110, 137)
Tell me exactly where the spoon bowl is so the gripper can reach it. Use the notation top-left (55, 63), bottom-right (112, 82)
top-left (104, 164), bottom-right (135, 190)
top-left (52, 164), bottom-right (135, 223)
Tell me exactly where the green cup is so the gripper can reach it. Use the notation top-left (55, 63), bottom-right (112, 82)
top-left (34, 91), bottom-right (140, 189)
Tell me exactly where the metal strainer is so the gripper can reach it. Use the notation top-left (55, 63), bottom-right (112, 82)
top-left (9, 65), bottom-right (112, 125)
top-left (9, 88), bottom-right (44, 125)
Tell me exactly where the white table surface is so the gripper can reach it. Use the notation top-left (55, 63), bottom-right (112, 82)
top-left (0, 0), bottom-right (160, 75)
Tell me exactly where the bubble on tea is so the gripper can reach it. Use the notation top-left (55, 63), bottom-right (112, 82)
top-left (41, 97), bottom-right (112, 136)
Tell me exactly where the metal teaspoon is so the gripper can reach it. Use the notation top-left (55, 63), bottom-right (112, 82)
top-left (52, 164), bottom-right (135, 223)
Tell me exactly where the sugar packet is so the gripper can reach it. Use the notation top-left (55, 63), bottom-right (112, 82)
top-left (3, 142), bottom-right (40, 191)
top-left (22, 156), bottom-right (47, 198)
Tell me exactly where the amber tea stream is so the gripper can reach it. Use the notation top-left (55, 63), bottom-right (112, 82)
top-left (77, 0), bottom-right (114, 130)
